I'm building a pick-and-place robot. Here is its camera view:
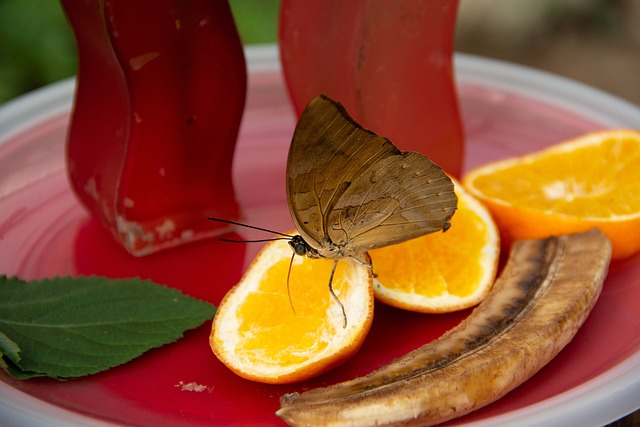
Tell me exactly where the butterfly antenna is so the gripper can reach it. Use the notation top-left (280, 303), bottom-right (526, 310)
top-left (328, 260), bottom-right (348, 328)
top-left (220, 237), bottom-right (291, 243)
top-left (207, 216), bottom-right (296, 238)
top-left (286, 252), bottom-right (297, 315)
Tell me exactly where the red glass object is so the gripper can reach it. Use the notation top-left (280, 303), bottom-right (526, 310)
top-left (61, 0), bottom-right (246, 255)
top-left (279, 0), bottom-right (464, 177)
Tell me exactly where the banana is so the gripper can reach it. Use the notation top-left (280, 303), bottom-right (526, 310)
top-left (277, 229), bottom-right (612, 426)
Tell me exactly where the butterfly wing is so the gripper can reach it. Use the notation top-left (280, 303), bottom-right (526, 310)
top-left (327, 152), bottom-right (457, 250)
top-left (286, 95), bottom-right (398, 250)
top-left (287, 94), bottom-right (457, 256)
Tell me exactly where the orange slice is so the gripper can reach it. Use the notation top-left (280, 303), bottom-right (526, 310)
top-left (370, 179), bottom-right (500, 313)
top-left (210, 237), bottom-right (373, 384)
top-left (463, 129), bottom-right (640, 259)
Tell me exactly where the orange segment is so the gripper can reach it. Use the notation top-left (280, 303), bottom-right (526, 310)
top-left (370, 179), bottom-right (500, 313)
top-left (463, 129), bottom-right (640, 259)
top-left (210, 237), bottom-right (373, 384)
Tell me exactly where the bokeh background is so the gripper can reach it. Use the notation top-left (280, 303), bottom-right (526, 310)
top-left (0, 0), bottom-right (638, 106)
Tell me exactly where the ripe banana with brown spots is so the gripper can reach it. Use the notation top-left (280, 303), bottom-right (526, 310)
top-left (277, 229), bottom-right (612, 426)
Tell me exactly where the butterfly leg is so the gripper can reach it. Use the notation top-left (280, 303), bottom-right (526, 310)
top-left (286, 252), bottom-right (297, 315)
top-left (328, 260), bottom-right (348, 328)
top-left (354, 252), bottom-right (377, 278)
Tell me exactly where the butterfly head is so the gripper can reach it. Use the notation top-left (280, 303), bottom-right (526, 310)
top-left (289, 235), bottom-right (320, 259)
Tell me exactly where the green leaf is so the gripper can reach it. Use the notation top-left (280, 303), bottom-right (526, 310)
top-left (0, 331), bottom-right (33, 379)
top-left (0, 275), bottom-right (216, 380)
top-left (0, 333), bottom-right (42, 380)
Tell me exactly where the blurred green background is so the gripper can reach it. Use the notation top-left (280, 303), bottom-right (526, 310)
top-left (0, 0), bottom-right (638, 105)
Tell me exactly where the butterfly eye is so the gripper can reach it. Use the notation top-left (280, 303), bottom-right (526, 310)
top-left (293, 242), bottom-right (307, 256)
top-left (289, 236), bottom-right (309, 257)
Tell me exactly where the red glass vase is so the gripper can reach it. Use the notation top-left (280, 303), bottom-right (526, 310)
top-left (60, 0), bottom-right (247, 255)
top-left (279, 0), bottom-right (464, 177)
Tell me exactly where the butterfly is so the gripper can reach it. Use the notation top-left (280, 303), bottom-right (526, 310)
top-left (211, 94), bottom-right (458, 326)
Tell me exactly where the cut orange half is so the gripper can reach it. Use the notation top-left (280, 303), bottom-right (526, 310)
top-left (463, 129), bottom-right (640, 259)
top-left (210, 237), bottom-right (374, 384)
top-left (370, 179), bottom-right (500, 313)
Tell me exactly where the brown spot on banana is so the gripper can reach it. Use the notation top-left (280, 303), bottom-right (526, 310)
top-left (277, 229), bottom-right (612, 426)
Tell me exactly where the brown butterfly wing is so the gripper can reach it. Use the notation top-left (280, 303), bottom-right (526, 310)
top-left (286, 95), bottom-right (457, 256)
top-left (326, 152), bottom-right (457, 251)
top-left (286, 95), bottom-right (398, 250)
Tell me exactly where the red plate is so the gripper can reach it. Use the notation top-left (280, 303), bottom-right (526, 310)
top-left (1, 48), bottom-right (639, 426)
